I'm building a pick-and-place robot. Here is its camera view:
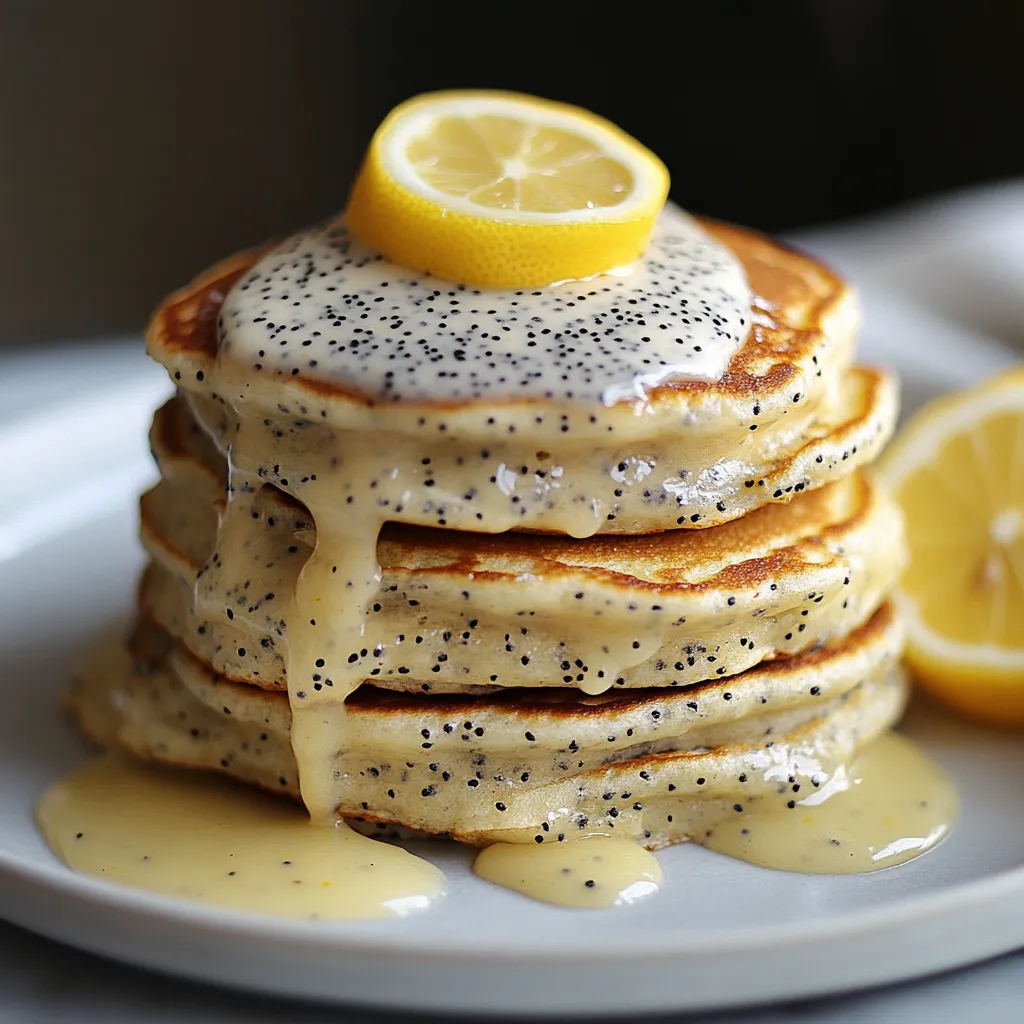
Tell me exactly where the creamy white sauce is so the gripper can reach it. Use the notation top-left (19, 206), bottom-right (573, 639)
top-left (219, 206), bottom-right (751, 407)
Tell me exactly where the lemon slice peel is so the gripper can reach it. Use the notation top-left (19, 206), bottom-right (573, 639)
top-left (347, 90), bottom-right (670, 288)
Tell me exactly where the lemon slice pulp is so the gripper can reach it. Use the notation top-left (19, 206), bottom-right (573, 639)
top-left (881, 368), bottom-right (1024, 725)
top-left (347, 90), bottom-right (670, 288)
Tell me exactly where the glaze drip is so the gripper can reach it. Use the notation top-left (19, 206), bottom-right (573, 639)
top-left (474, 835), bottom-right (662, 907)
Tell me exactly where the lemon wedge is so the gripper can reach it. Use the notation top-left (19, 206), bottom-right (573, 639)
top-left (880, 367), bottom-right (1024, 725)
top-left (347, 90), bottom-right (670, 288)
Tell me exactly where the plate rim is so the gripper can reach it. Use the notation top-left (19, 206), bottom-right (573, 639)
top-left (1, 839), bottom-right (1023, 962)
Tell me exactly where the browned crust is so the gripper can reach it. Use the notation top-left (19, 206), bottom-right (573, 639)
top-left (377, 473), bottom-right (875, 591)
top-left (135, 601), bottom-right (897, 713)
top-left (146, 246), bottom-right (269, 367)
top-left (139, 474), bottom-right (866, 598)
top-left (343, 601), bottom-right (896, 716)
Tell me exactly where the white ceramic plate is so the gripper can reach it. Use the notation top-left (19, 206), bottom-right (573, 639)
top-left (1, 320), bottom-right (1023, 1018)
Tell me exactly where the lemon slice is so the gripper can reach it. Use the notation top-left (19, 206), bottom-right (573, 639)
top-left (880, 367), bottom-right (1024, 725)
top-left (346, 90), bottom-right (670, 288)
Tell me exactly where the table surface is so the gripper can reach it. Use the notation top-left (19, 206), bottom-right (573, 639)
top-left (0, 916), bottom-right (1021, 1024)
top-left (2, 182), bottom-right (1023, 1022)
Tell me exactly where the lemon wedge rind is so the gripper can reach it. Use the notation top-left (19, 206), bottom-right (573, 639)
top-left (881, 367), bottom-right (1024, 724)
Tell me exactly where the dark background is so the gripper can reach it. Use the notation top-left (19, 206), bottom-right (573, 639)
top-left (2, 0), bottom-right (1022, 345)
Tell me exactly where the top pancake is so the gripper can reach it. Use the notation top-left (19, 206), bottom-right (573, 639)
top-left (149, 214), bottom-right (860, 443)
top-left (146, 215), bottom-right (895, 535)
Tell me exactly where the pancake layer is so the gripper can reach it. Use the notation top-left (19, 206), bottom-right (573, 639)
top-left (69, 606), bottom-right (905, 850)
top-left (140, 397), bottom-right (902, 695)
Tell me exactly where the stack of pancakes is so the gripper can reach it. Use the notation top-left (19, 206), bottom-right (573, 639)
top-left (71, 216), bottom-right (906, 849)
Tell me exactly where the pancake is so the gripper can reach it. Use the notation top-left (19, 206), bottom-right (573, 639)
top-left (148, 210), bottom-right (896, 537)
top-left (67, 605), bottom-right (905, 850)
top-left (140, 396), bottom-right (902, 695)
